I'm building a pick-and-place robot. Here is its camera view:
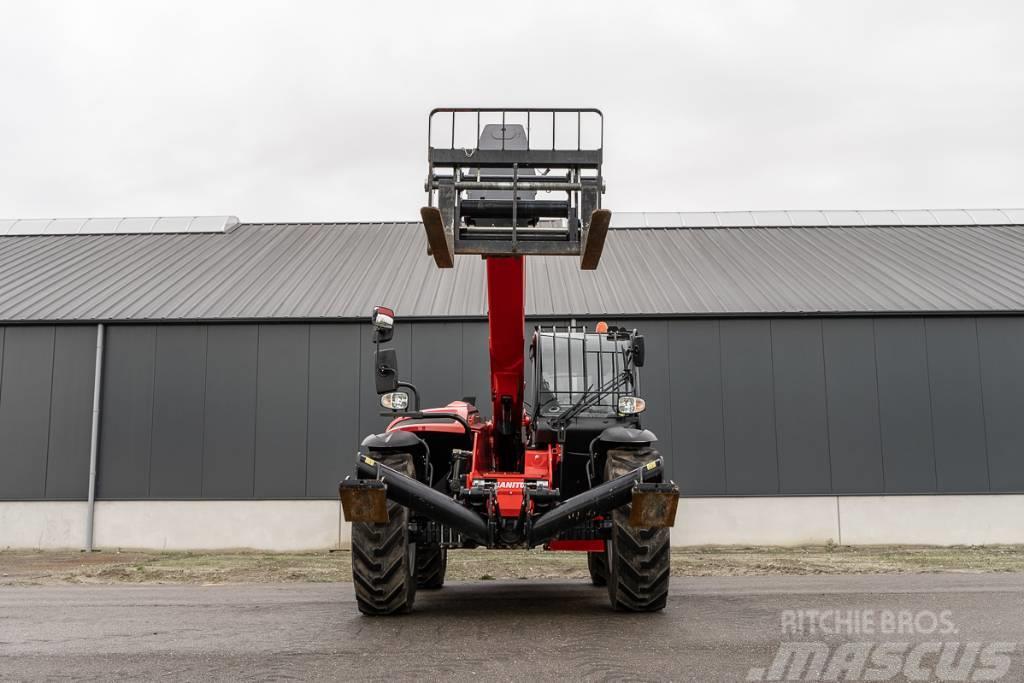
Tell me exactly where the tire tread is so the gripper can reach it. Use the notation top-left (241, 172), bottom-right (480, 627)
top-left (416, 544), bottom-right (447, 589)
top-left (351, 452), bottom-right (417, 615)
top-left (605, 447), bottom-right (671, 612)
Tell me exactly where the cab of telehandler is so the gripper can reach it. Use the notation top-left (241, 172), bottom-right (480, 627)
top-left (530, 324), bottom-right (649, 498)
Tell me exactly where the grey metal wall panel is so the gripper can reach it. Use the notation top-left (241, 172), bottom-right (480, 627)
top-left (0, 326), bottom-right (54, 498)
top-left (254, 324), bottom-right (309, 498)
top-left (202, 325), bottom-right (258, 498)
top-left (461, 322), bottom-right (490, 417)
top-left (874, 318), bottom-right (937, 493)
top-left (0, 328), bottom-right (4, 491)
top-left (306, 324), bottom-right (360, 497)
top-left (8, 314), bottom-right (1024, 502)
top-left (925, 318), bottom-right (990, 492)
top-left (666, 320), bottom-right (725, 494)
top-left (977, 317), bottom-right (1024, 491)
top-left (359, 323), bottom-right (411, 440)
top-left (770, 319), bottom-right (831, 494)
top-left (97, 325), bottom-right (156, 497)
top-left (149, 325), bottom-right (207, 498)
top-left (45, 326), bottom-right (96, 499)
top-left (719, 320), bottom-right (779, 494)
top-left (822, 319), bottom-right (884, 493)
top-left (410, 322), bottom-right (463, 411)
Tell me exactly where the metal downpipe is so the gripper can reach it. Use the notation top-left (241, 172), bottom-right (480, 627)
top-left (84, 323), bottom-right (104, 551)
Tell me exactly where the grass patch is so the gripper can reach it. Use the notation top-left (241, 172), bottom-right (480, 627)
top-left (2, 545), bottom-right (1024, 586)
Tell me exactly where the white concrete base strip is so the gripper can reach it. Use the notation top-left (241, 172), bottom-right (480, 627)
top-left (93, 500), bottom-right (343, 551)
top-left (838, 494), bottom-right (1024, 545)
top-left (0, 500), bottom-right (342, 551)
top-left (2, 494), bottom-right (1024, 550)
top-left (672, 496), bottom-right (840, 546)
top-left (0, 501), bottom-right (88, 549)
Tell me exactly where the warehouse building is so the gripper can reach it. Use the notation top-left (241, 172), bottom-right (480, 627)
top-left (2, 209), bottom-right (1024, 550)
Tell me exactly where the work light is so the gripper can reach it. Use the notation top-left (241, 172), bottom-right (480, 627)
top-left (617, 396), bottom-right (646, 415)
top-left (380, 391), bottom-right (410, 411)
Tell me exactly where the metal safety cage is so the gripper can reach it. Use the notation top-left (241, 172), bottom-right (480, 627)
top-left (532, 325), bottom-right (639, 424)
top-left (422, 108), bottom-right (609, 267)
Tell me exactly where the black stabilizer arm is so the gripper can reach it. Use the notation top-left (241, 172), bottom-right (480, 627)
top-left (356, 454), bottom-right (490, 545)
top-left (528, 457), bottom-right (665, 547)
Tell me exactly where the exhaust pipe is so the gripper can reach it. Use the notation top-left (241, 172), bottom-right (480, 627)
top-left (355, 454), bottom-right (490, 545)
top-left (528, 457), bottom-right (669, 547)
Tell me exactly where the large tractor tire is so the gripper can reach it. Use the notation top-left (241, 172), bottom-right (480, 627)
top-left (416, 544), bottom-right (447, 589)
top-left (604, 447), bottom-right (671, 612)
top-left (587, 550), bottom-right (608, 587)
top-left (351, 452), bottom-right (417, 615)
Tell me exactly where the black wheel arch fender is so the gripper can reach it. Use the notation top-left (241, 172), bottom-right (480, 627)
top-left (359, 431), bottom-right (429, 480)
top-left (360, 429), bottom-right (426, 453)
top-left (590, 426), bottom-right (659, 479)
top-left (593, 426), bottom-right (658, 449)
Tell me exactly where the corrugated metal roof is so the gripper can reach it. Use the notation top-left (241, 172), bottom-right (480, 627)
top-left (1, 212), bottom-right (1024, 321)
top-left (0, 216), bottom-right (240, 236)
top-left (611, 208), bottom-right (1024, 228)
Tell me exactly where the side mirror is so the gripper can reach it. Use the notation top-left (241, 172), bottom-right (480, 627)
top-left (372, 306), bottom-right (395, 343)
top-left (380, 391), bottom-right (410, 412)
top-left (375, 348), bottom-right (399, 393)
top-left (632, 335), bottom-right (645, 367)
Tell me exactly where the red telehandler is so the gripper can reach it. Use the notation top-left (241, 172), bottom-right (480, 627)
top-left (340, 109), bottom-right (678, 614)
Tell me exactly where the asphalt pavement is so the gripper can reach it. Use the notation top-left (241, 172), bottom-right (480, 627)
top-left (2, 574), bottom-right (1023, 681)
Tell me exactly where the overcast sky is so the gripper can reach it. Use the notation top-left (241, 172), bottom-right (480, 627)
top-left (1, 1), bottom-right (1021, 222)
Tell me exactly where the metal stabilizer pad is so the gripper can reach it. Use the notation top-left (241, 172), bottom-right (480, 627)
top-left (339, 477), bottom-right (389, 523)
top-left (629, 481), bottom-right (679, 528)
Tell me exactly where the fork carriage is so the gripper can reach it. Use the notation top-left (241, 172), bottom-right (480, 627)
top-left (421, 108), bottom-right (610, 267)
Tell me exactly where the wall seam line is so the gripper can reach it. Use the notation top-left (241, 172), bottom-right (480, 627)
top-left (974, 317), bottom-right (992, 491)
top-left (198, 326), bottom-right (209, 498)
top-left (303, 324), bottom-right (311, 498)
top-left (716, 321), bottom-right (729, 494)
top-left (147, 328), bottom-right (157, 497)
top-left (820, 321), bottom-right (835, 492)
top-left (41, 327), bottom-right (57, 497)
top-left (251, 325), bottom-right (261, 498)
top-left (662, 320), bottom-right (675, 484)
top-left (871, 319), bottom-right (886, 493)
top-left (768, 321), bottom-right (781, 494)
top-left (356, 326), bottom-right (363, 445)
top-left (923, 319), bottom-right (941, 490)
